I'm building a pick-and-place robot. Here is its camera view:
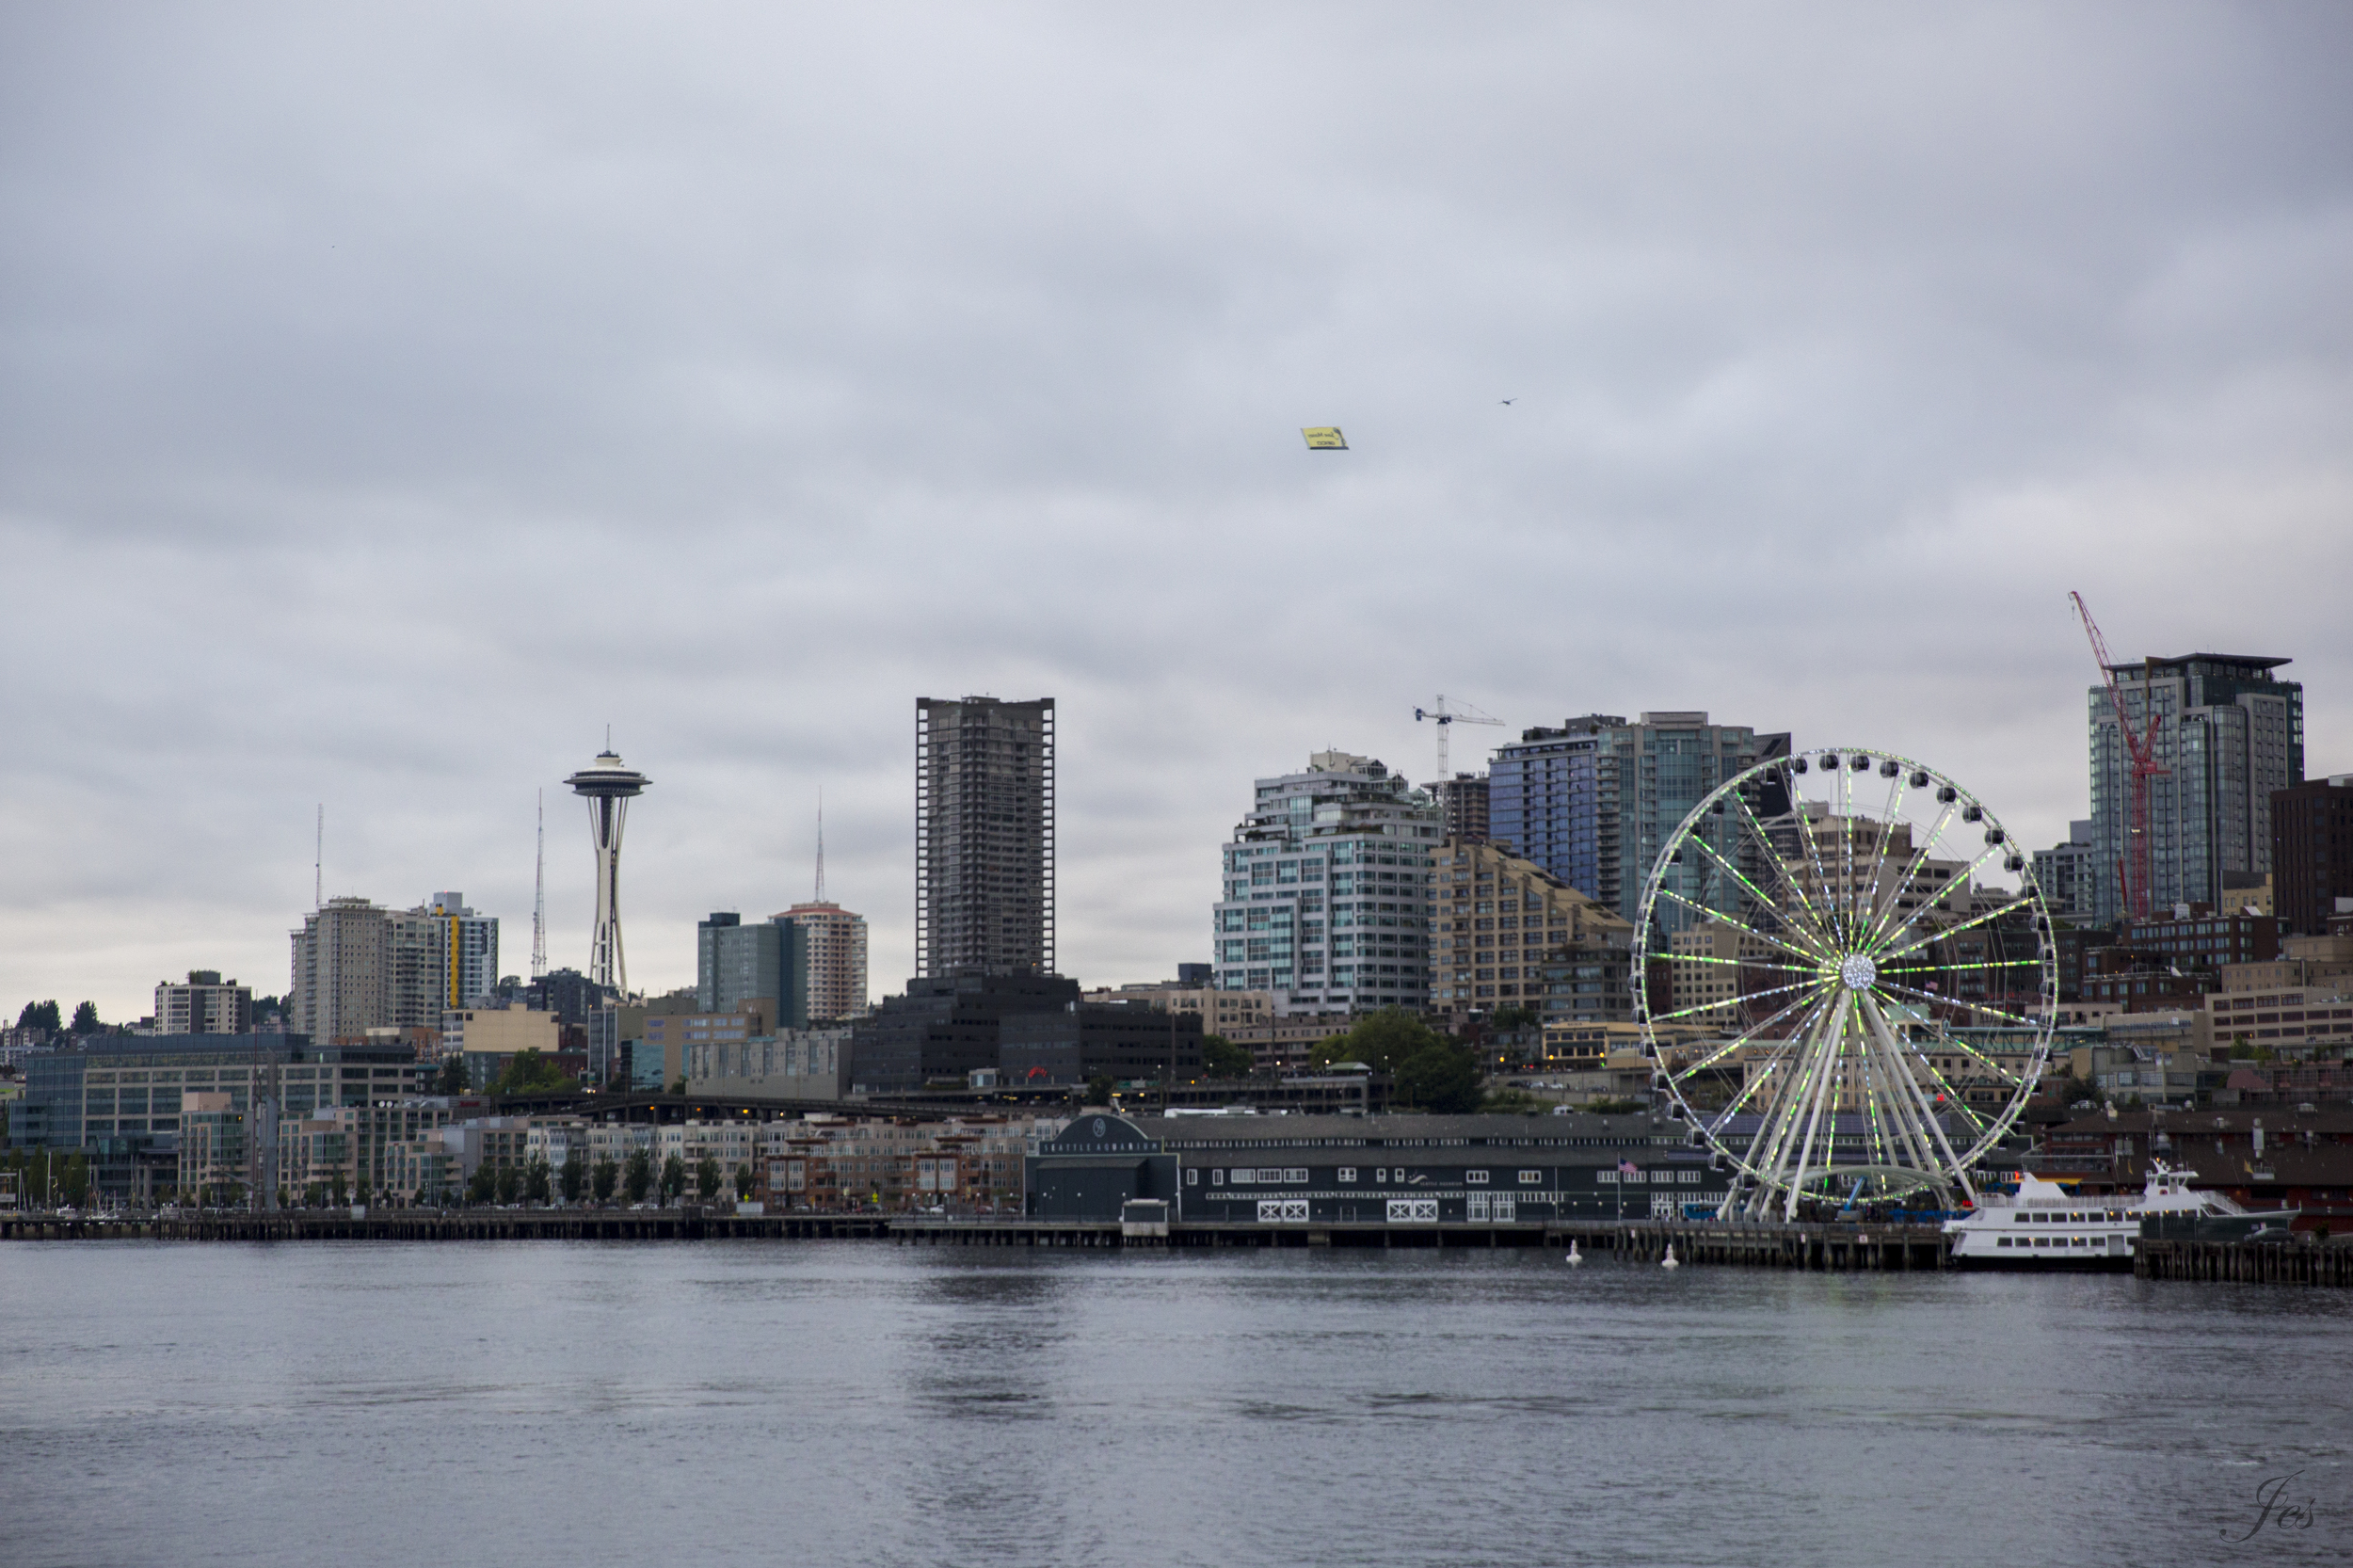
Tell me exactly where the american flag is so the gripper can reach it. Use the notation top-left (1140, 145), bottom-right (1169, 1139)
top-left (1619, 1159), bottom-right (1639, 1177)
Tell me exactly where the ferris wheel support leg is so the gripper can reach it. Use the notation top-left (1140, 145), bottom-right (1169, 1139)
top-left (1780, 1003), bottom-right (1847, 1222)
top-left (1859, 993), bottom-right (1978, 1208)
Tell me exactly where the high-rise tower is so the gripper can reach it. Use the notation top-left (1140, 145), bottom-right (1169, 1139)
top-left (566, 749), bottom-right (650, 994)
top-left (916, 696), bottom-right (1053, 977)
top-left (2087, 654), bottom-right (2301, 925)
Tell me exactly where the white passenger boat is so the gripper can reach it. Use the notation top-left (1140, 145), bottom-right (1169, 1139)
top-left (1945, 1162), bottom-right (2297, 1272)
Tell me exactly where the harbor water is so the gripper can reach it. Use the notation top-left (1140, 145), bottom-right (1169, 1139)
top-left (3, 1241), bottom-right (2346, 1566)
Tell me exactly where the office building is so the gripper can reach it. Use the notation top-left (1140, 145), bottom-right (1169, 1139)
top-left (2032, 821), bottom-right (2103, 925)
top-left (780, 901), bottom-right (869, 1020)
top-left (1428, 773), bottom-right (1491, 844)
top-left (8, 1032), bottom-right (425, 1202)
top-left (696, 912), bottom-right (810, 1028)
top-left (1488, 712), bottom-right (1788, 923)
top-left (852, 972), bottom-right (1081, 1094)
top-left (1211, 750), bottom-right (1445, 1016)
top-left (153, 970), bottom-right (252, 1035)
top-left (1000, 1002), bottom-right (1205, 1086)
top-left (1427, 836), bottom-right (1632, 1022)
top-left (916, 696), bottom-right (1054, 977)
top-left (2273, 775), bottom-right (2353, 936)
top-left (2088, 653), bottom-right (2303, 925)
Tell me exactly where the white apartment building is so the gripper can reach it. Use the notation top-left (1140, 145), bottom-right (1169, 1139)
top-left (154, 970), bottom-right (252, 1034)
top-left (1212, 751), bottom-right (1446, 1016)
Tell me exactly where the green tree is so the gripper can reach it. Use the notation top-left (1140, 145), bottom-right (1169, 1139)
top-left (624, 1148), bottom-right (654, 1205)
top-left (696, 1157), bottom-right (721, 1203)
top-left (562, 1155), bottom-right (587, 1204)
top-left (1083, 1075), bottom-right (1115, 1106)
top-left (330, 1171), bottom-right (347, 1208)
top-left (524, 1157), bottom-right (552, 1206)
top-left (58, 1153), bottom-right (89, 1206)
top-left (433, 1055), bottom-right (471, 1096)
top-left (1393, 1042), bottom-right (1482, 1114)
top-left (494, 1160), bottom-right (522, 1205)
top-left (488, 1049), bottom-right (575, 1096)
top-left (1201, 1034), bottom-right (1254, 1080)
top-left (1480, 1085), bottom-right (1545, 1113)
top-left (466, 1165), bottom-right (496, 1206)
top-left (1310, 1007), bottom-right (1449, 1074)
top-left (68, 1001), bottom-right (101, 1037)
top-left (733, 1162), bottom-right (754, 1201)
top-left (661, 1154), bottom-right (687, 1204)
top-left (16, 1000), bottom-right (60, 1033)
top-left (355, 1174), bottom-right (372, 1207)
top-left (593, 1158), bottom-right (620, 1205)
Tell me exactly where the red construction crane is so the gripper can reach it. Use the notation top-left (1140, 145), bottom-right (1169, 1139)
top-left (2069, 591), bottom-right (2167, 923)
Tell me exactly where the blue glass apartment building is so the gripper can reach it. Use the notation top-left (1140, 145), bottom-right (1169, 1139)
top-left (1488, 712), bottom-right (1788, 923)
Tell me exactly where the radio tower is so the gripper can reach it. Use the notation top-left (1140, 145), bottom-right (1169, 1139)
top-left (566, 743), bottom-right (650, 995)
top-left (814, 786), bottom-right (825, 903)
top-left (530, 789), bottom-right (548, 980)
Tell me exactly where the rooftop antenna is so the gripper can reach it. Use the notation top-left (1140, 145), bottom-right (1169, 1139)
top-left (313, 805), bottom-right (323, 909)
top-left (815, 787), bottom-right (825, 904)
top-left (531, 789), bottom-right (548, 980)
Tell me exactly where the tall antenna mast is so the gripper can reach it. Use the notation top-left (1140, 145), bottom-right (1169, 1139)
top-left (531, 789), bottom-right (548, 980)
top-left (313, 805), bottom-right (323, 908)
top-left (815, 787), bottom-right (825, 903)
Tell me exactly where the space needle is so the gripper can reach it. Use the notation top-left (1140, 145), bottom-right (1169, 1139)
top-left (566, 746), bottom-right (650, 995)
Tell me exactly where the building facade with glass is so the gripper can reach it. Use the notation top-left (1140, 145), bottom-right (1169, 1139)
top-left (2088, 654), bottom-right (2303, 926)
top-left (1211, 751), bottom-right (1445, 1016)
top-left (1487, 712), bottom-right (1788, 925)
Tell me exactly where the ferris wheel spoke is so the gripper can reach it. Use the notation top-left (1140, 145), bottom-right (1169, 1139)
top-left (1860, 797), bottom-right (1961, 948)
top-left (1648, 973), bottom-right (1824, 1027)
top-left (1651, 888), bottom-right (1829, 968)
top-left (1677, 825), bottom-right (1825, 954)
top-left (1726, 786), bottom-right (1838, 954)
top-left (1864, 795), bottom-right (2003, 952)
top-left (1673, 984), bottom-right (1837, 1080)
top-left (1869, 977), bottom-right (2042, 1038)
top-left (1864, 979), bottom-right (2033, 1064)
top-left (1871, 890), bottom-right (2035, 965)
top-left (1657, 950), bottom-right (1823, 976)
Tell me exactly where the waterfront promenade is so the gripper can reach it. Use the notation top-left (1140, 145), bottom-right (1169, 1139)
top-left (10, 1208), bottom-right (2348, 1284)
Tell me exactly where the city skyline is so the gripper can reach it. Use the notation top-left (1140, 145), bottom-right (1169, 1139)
top-left (5, 8), bottom-right (2350, 1021)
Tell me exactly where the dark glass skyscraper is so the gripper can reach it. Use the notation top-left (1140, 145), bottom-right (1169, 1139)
top-left (2088, 655), bottom-right (2302, 926)
top-left (916, 696), bottom-right (1055, 977)
top-left (1488, 712), bottom-right (1787, 924)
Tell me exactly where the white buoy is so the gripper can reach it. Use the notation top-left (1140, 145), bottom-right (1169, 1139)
top-left (1660, 1242), bottom-right (1680, 1270)
top-left (1566, 1240), bottom-right (1583, 1266)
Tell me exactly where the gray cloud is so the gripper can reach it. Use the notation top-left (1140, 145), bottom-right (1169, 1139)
top-left (4, 4), bottom-right (2348, 1017)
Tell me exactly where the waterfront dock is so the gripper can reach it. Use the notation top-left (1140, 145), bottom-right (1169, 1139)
top-left (2133, 1236), bottom-right (2353, 1287)
top-left (892, 1215), bottom-right (1959, 1271)
top-left (0, 1209), bottom-right (888, 1242)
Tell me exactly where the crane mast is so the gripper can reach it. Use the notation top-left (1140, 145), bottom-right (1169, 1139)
top-left (2069, 591), bottom-right (2166, 923)
top-left (1414, 695), bottom-right (1503, 781)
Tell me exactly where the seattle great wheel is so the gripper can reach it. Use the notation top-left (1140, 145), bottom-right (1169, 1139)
top-left (1632, 748), bottom-right (2056, 1220)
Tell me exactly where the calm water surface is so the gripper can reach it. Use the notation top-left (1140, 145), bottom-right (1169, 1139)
top-left (3, 1241), bottom-right (2348, 1566)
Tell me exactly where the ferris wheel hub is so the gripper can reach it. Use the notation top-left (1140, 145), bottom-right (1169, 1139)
top-left (1838, 953), bottom-right (1878, 992)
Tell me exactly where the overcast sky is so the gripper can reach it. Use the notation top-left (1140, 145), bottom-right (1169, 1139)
top-left (4, 4), bottom-right (2348, 1023)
